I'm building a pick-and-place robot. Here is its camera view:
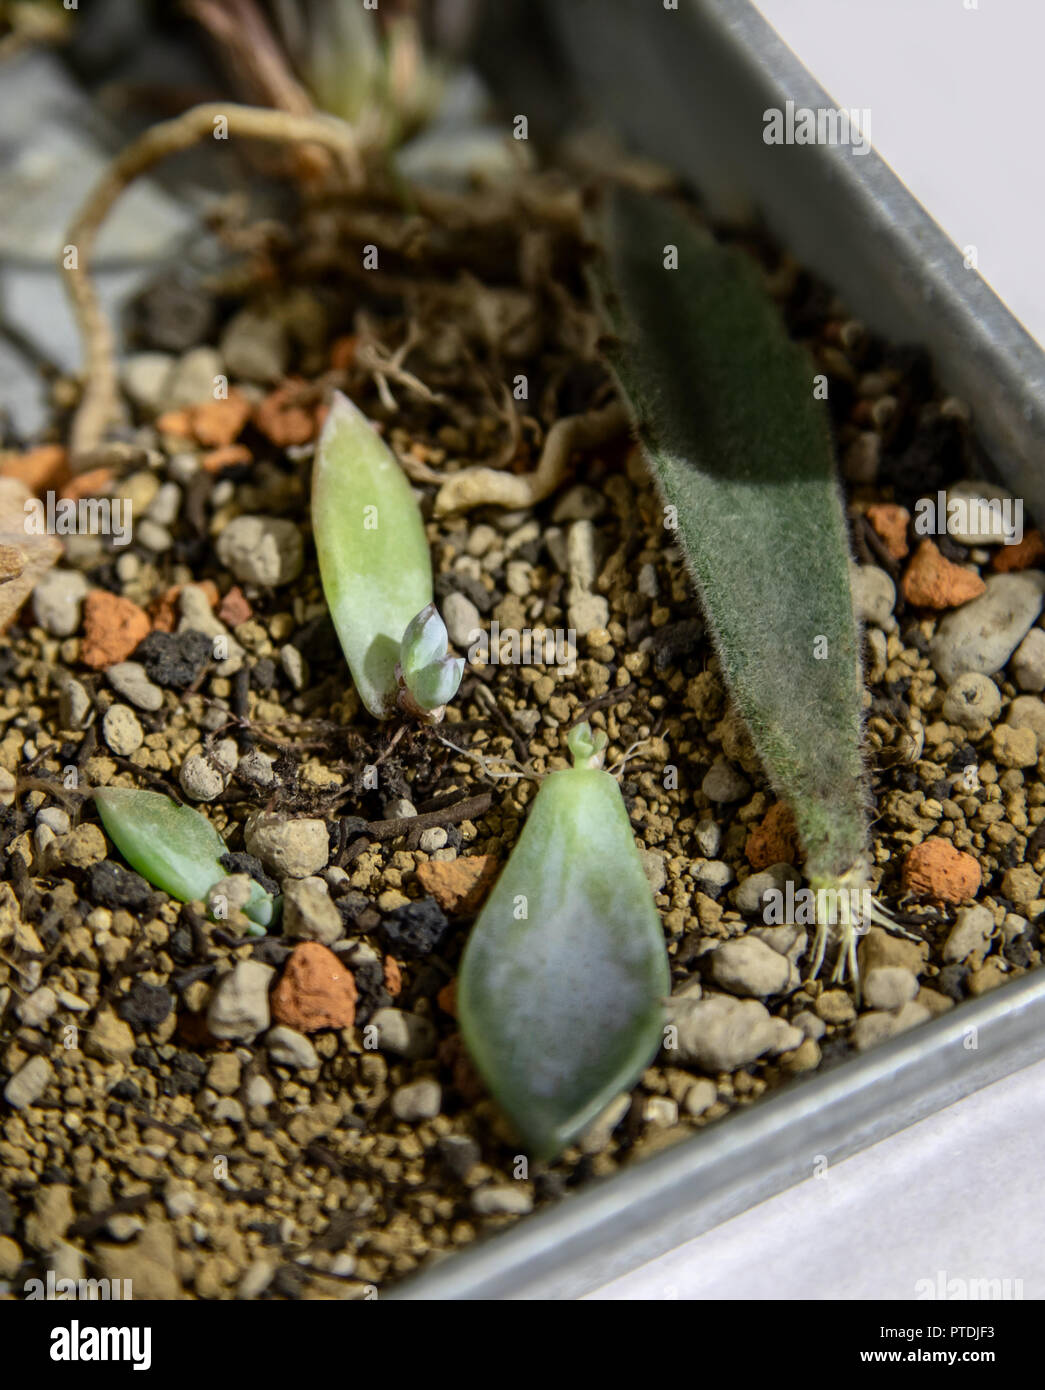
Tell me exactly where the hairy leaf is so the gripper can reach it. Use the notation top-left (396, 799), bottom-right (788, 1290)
top-left (594, 188), bottom-right (868, 885)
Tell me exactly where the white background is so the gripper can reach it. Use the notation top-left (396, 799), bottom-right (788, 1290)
top-left (589, 0), bottom-right (1045, 1301)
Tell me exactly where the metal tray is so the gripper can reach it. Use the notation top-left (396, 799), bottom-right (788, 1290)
top-left (391, 0), bottom-right (1045, 1299)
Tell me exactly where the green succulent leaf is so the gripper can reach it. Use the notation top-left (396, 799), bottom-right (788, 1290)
top-left (313, 390), bottom-right (433, 718)
top-left (458, 726), bottom-right (670, 1160)
top-left (593, 188), bottom-right (869, 887)
top-left (94, 787), bottom-right (276, 928)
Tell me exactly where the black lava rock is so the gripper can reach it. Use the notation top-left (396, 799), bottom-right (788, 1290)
top-left (134, 629), bottom-right (212, 688)
top-left (109, 1079), bottom-right (140, 1103)
top-left (379, 898), bottom-right (449, 958)
top-left (117, 980), bottom-right (174, 1031)
top-left (935, 963), bottom-right (968, 1001)
top-left (351, 958), bottom-right (391, 1026)
top-left (250, 658), bottom-right (277, 691)
top-left (130, 275), bottom-right (217, 354)
top-left (169, 1052), bottom-right (207, 1094)
top-left (437, 1134), bottom-right (480, 1182)
top-left (169, 927), bottom-right (194, 964)
top-left (649, 618), bottom-right (704, 673)
top-left (88, 860), bottom-right (155, 913)
top-left (220, 851), bottom-right (279, 897)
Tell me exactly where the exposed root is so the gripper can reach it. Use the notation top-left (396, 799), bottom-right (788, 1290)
top-left (64, 102), bottom-right (367, 461)
top-left (807, 861), bottom-right (923, 998)
top-left (433, 401), bottom-right (628, 515)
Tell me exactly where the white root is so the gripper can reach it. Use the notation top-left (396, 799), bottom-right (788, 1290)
top-left (433, 401), bottom-right (629, 516)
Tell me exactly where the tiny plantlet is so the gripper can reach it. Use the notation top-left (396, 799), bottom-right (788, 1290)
top-left (458, 722), bottom-right (671, 1160)
top-left (94, 787), bottom-right (276, 932)
top-left (312, 390), bottom-right (463, 720)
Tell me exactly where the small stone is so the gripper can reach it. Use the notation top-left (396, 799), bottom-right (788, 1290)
top-left (858, 926), bottom-right (926, 977)
top-left (682, 1079), bottom-right (718, 1117)
top-left (941, 672), bottom-right (1002, 729)
top-left (944, 479), bottom-right (1018, 545)
top-left (3, 1054), bottom-right (53, 1109)
top-left (165, 346), bottom-right (223, 407)
top-left (116, 980), bottom-right (173, 1031)
top-left (1006, 695), bottom-right (1045, 741)
top-left (415, 855), bottom-right (499, 915)
top-left (383, 797), bottom-right (416, 820)
top-left (814, 989), bottom-right (856, 1025)
top-left (217, 585), bottom-right (252, 627)
top-left (81, 590), bottom-right (151, 669)
top-left (851, 1001), bottom-right (930, 1052)
top-left (270, 942), bottom-right (357, 1032)
top-left (991, 723), bottom-right (1037, 769)
top-left (733, 863), bottom-right (800, 917)
top-left (220, 307), bottom-right (288, 383)
top-left (851, 564), bottom-right (896, 629)
top-left (1011, 628), bottom-right (1045, 692)
top-left (32, 568), bottom-right (88, 636)
top-left (391, 1078), bottom-right (442, 1121)
top-left (206, 1053), bottom-right (241, 1095)
top-left (865, 503), bottom-right (910, 559)
top-left (102, 703), bottom-right (143, 756)
top-left (437, 1134), bottom-right (481, 1180)
top-left (95, 1220), bottom-right (181, 1300)
top-left (280, 643), bottom-right (308, 691)
top-left (577, 1093), bottom-right (631, 1154)
top-left (245, 813), bottom-right (329, 877)
top-left (553, 484), bottom-right (605, 523)
top-left (664, 992), bottom-right (798, 1072)
top-left (237, 749), bottom-right (275, 788)
top-left (134, 628), bottom-right (212, 688)
top-left (710, 936), bottom-right (792, 998)
top-left (105, 1214), bottom-right (145, 1243)
top-left (745, 802), bottom-right (799, 869)
top-left (122, 351), bottom-right (175, 410)
top-left (25, 1185), bottom-right (75, 1251)
top-left (283, 876), bottom-right (343, 946)
top-left (943, 905), bottom-right (995, 964)
top-left (266, 1025), bottom-right (320, 1069)
top-left (380, 898), bottom-right (449, 957)
top-left (179, 750), bottom-right (226, 801)
top-left (791, 1010), bottom-right (826, 1041)
top-left (16, 986), bottom-right (57, 1027)
top-left (238, 1258), bottom-right (276, 1300)
top-left (442, 591), bottom-right (481, 650)
top-left (86, 1006), bottom-right (136, 1062)
top-left (967, 959), bottom-right (1009, 996)
top-left (418, 826), bottom-right (448, 853)
top-left (471, 1185), bottom-right (533, 1216)
top-left (929, 572), bottom-right (1045, 684)
top-left (0, 1235), bottom-right (21, 1278)
top-left (901, 539), bottom-right (985, 609)
top-left (568, 591), bottom-right (610, 636)
top-left (369, 1007), bottom-right (436, 1059)
top-left (215, 515), bottom-right (303, 587)
top-left (993, 530), bottom-right (1045, 572)
top-left (902, 837), bottom-right (981, 905)
top-left (702, 755), bottom-right (750, 803)
top-left (58, 677), bottom-right (91, 730)
top-left (694, 818), bottom-right (722, 857)
top-left (207, 960), bottom-right (275, 1041)
top-left (106, 661), bottom-right (164, 711)
top-left (1000, 863), bottom-right (1043, 909)
top-left (246, 1074), bottom-right (275, 1108)
top-left (863, 966), bottom-right (919, 1011)
top-left (56, 823), bottom-right (107, 869)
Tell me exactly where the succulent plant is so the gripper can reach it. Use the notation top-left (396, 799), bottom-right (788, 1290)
top-left (94, 787), bottom-right (276, 931)
top-left (593, 187), bottom-right (896, 984)
top-left (312, 390), bottom-right (463, 721)
top-left (458, 721), bottom-right (671, 1160)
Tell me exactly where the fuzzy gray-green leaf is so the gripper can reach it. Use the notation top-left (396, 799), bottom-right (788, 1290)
top-left (595, 188), bottom-right (868, 884)
top-left (458, 753), bottom-right (670, 1160)
top-left (95, 787), bottom-right (275, 927)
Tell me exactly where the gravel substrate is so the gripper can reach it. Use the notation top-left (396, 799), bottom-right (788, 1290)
top-left (0, 178), bottom-right (1042, 1298)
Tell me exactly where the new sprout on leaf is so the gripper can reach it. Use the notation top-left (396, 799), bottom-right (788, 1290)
top-left (313, 390), bottom-right (452, 720)
top-left (397, 602), bottom-right (464, 720)
top-left (457, 721), bottom-right (671, 1160)
top-left (94, 787), bottom-right (276, 932)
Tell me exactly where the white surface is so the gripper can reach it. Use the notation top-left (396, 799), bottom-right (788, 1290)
top-left (588, 0), bottom-right (1043, 1301)
top-left (590, 1056), bottom-right (1045, 1300)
